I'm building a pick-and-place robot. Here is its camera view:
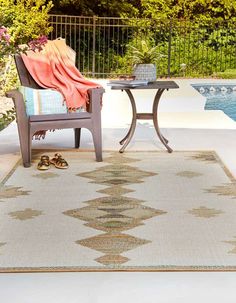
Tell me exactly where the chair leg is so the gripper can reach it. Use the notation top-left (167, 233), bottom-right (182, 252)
top-left (19, 126), bottom-right (31, 167)
top-left (6, 90), bottom-right (31, 167)
top-left (74, 128), bottom-right (81, 148)
top-left (91, 126), bottom-right (102, 162)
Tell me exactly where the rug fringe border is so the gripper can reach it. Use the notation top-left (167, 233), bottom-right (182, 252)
top-left (1, 265), bottom-right (236, 273)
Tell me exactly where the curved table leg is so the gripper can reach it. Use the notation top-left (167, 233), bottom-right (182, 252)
top-left (119, 89), bottom-right (137, 153)
top-left (153, 89), bottom-right (173, 153)
top-left (120, 124), bottom-right (132, 145)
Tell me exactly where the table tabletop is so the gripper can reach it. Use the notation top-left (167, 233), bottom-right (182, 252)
top-left (110, 80), bottom-right (179, 90)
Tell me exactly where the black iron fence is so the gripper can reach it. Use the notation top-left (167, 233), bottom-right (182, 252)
top-left (49, 15), bottom-right (236, 78)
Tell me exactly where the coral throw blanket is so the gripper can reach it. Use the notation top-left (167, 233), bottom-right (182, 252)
top-left (21, 39), bottom-right (101, 110)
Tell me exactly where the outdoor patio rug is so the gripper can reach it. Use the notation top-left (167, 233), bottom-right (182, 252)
top-left (1, 150), bottom-right (236, 272)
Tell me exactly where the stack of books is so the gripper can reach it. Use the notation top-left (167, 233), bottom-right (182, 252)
top-left (107, 79), bottom-right (149, 88)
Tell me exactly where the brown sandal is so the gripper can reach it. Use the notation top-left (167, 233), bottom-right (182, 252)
top-left (50, 153), bottom-right (69, 169)
top-left (37, 155), bottom-right (50, 170)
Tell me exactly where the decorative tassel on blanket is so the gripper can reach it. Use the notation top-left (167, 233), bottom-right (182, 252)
top-left (33, 130), bottom-right (46, 140)
top-left (33, 130), bottom-right (56, 140)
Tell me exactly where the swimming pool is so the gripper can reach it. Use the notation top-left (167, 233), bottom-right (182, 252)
top-left (192, 84), bottom-right (236, 121)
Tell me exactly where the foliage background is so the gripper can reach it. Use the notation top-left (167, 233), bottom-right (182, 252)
top-left (0, 0), bottom-right (53, 95)
top-left (48, 0), bottom-right (236, 78)
top-left (0, 0), bottom-right (53, 129)
top-left (50, 0), bottom-right (236, 22)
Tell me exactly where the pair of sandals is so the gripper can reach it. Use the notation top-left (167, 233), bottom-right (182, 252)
top-left (37, 153), bottom-right (69, 170)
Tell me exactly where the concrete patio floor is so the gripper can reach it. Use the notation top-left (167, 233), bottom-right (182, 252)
top-left (1, 79), bottom-right (236, 302)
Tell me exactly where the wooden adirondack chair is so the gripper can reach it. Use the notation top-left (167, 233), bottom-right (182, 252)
top-left (6, 54), bottom-right (105, 167)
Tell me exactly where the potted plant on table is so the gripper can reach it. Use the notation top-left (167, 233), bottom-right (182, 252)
top-left (128, 39), bottom-right (159, 82)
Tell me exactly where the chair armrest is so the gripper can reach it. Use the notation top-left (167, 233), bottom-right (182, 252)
top-left (6, 89), bottom-right (28, 121)
top-left (5, 89), bottom-right (30, 157)
top-left (87, 87), bottom-right (105, 113)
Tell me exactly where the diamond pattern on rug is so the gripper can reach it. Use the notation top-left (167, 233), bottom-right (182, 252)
top-left (98, 186), bottom-right (134, 196)
top-left (189, 152), bottom-right (218, 163)
top-left (188, 206), bottom-right (224, 218)
top-left (32, 172), bottom-right (59, 179)
top-left (95, 254), bottom-right (129, 265)
top-left (8, 208), bottom-right (43, 220)
top-left (64, 153), bottom-right (166, 266)
top-left (64, 196), bottom-right (165, 233)
top-left (206, 183), bottom-right (236, 199)
top-left (0, 186), bottom-right (30, 202)
top-left (176, 171), bottom-right (203, 178)
top-left (77, 233), bottom-right (149, 258)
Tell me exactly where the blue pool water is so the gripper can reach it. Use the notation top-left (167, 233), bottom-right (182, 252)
top-left (192, 84), bottom-right (236, 121)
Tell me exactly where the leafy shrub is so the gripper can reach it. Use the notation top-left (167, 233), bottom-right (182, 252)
top-left (0, 0), bottom-right (53, 96)
top-left (0, 107), bottom-right (15, 131)
top-left (214, 69), bottom-right (236, 79)
top-left (0, 0), bottom-right (53, 46)
top-left (0, 0), bottom-right (53, 131)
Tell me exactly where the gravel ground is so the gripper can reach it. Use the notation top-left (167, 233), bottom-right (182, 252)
top-left (0, 96), bottom-right (14, 113)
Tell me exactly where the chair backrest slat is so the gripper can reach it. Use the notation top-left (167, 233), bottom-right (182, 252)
top-left (14, 54), bottom-right (43, 89)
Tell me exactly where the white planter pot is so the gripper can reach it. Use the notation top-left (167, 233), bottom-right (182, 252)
top-left (132, 63), bottom-right (157, 81)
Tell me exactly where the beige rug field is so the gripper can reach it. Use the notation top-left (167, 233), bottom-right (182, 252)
top-left (1, 151), bottom-right (236, 272)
